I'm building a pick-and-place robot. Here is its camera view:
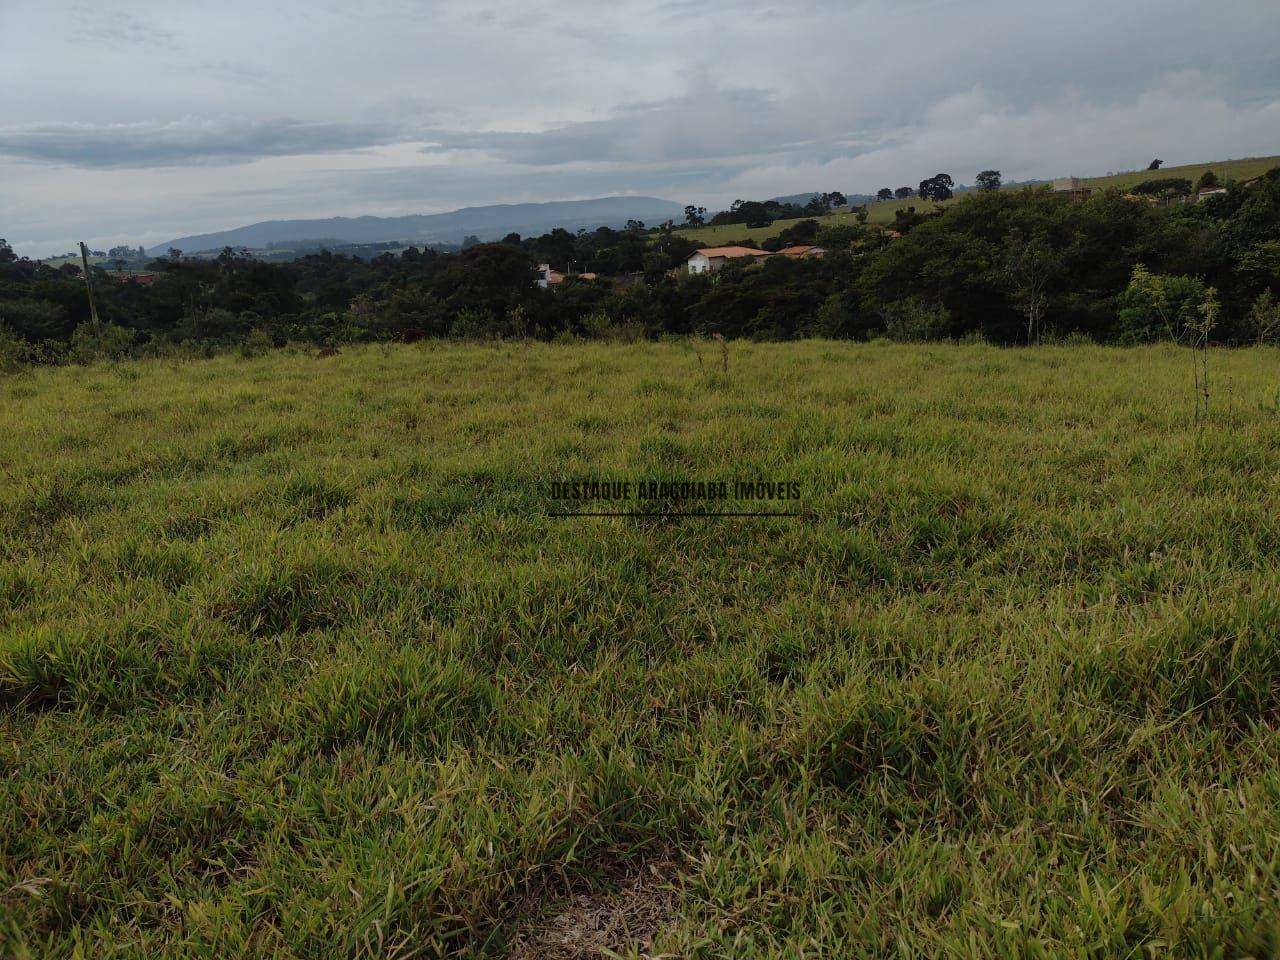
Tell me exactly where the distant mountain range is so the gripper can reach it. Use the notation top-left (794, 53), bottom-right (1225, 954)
top-left (154, 196), bottom-right (687, 255)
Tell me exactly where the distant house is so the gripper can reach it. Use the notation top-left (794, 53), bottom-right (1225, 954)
top-left (686, 246), bottom-right (772, 274)
top-left (1197, 186), bottom-right (1227, 202)
top-left (775, 245), bottom-right (826, 259)
top-left (536, 264), bottom-right (598, 287)
top-left (1052, 177), bottom-right (1093, 202)
top-left (536, 264), bottom-right (564, 288)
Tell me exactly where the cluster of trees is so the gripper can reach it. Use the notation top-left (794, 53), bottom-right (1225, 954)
top-left (877, 170), bottom-right (1000, 203)
top-left (1132, 178), bottom-right (1194, 198)
top-left (3, 167), bottom-right (1279, 363)
top-left (705, 193), bottom-right (847, 229)
top-left (859, 168), bottom-right (1280, 344)
top-left (501, 221), bottom-right (699, 278)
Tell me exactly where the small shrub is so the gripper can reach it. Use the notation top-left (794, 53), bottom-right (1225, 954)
top-left (239, 328), bottom-right (276, 358)
top-left (450, 307), bottom-right (495, 340)
top-left (884, 298), bottom-right (952, 342)
top-left (67, 322), bottom-right (136, 363)
top-left (581, 311), bottom-right (644, 342)
top-left (0, 323), bottom-right (29, 372)
top-left (1247, 290), bottom-right (1280, 345)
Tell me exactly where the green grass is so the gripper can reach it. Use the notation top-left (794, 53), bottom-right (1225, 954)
top-left (1076, 155), bottom-right (1280, 192)
top-left (675, 155), bottom-right (1280, 247)
top-left (4, 341), bottom-right (1280, 957)
top-left (674, 204), bottom-right (903, 245)
top-left (40, 254), bottom-right (107, 269)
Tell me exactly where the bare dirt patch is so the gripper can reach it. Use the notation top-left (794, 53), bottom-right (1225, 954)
top-left (506, 857), bottom-right (683, 959)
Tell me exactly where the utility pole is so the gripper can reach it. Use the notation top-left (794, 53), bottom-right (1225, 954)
top-left (79, 242), bottom-right (103, 336)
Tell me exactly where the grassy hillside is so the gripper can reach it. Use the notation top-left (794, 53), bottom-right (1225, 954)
top-left (676, 154), bottom-right (1280, 247)
top-left (1077, 154), bottom-right (1280, 192)
top-left (4, 341), bottom-right (1280, 956)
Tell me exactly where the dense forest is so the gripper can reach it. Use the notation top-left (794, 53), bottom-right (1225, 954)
top-left (3, 168), bottom-right (1280, 365)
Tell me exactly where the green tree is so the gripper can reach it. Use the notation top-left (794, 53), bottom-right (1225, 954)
top-left (883, 297), bottom-right (951, 341)
top-left (1003, 230), bottom-right (1060, 344)
top-left (919, 174), bottom-right (954, 201)
top-left (1133, 178), bottom-right (1193, 198)
top-left (0, 323), bottom-right (28, 371)
top-left (976, 170), bottom-right (1002, 192)
top-left (1117, 264), bottom-right (1208, 343)
top-left (1246, 290), bottom-right (1280, 344)
top-left (877, 188), bottom-right (893, 201)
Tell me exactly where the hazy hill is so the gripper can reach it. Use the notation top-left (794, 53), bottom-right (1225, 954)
top-left (155, 196), bottom-right (686, 255)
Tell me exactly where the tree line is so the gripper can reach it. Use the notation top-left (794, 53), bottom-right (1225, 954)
top-left (2, 167), bottom-right (1279, 365)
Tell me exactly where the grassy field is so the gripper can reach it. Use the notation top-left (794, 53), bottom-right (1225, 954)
top-left (674, 154), bottom-right (1280, 247)
top-left (1076, 155), bottom-right (1280, 192)
top-left (4, 341), bottom-right (1280, 957)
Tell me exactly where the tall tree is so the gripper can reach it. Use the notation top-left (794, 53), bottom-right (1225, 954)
top-left (976, 170), bottom-right (1002, 192)
top-left (684, 205), bottom-right (706, 227)
top-left (1004, 230), bottom-right (1061, 345)
top-left (894, 187), bottom-right (913, 200)
top-left (877, 188), bottom-right (893, 201)
top-left (918, 174), bottom-right (955, 201)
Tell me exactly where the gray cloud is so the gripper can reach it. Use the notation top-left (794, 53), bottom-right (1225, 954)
top-left (429, 86), bottom-right (816, 166)
top-left (0, 118), bottom-right (416, 168)
top-left (2, 0), bottom-right (1279, 257)
top-left (70, 6), bottom-right (179, 50)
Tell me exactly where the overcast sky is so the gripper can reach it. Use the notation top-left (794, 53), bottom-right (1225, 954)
top-left (3, 0), bottom-right (1279, 256)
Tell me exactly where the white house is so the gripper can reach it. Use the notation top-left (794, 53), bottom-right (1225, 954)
top-left (536, 263), bottom-right (565, 288)
top-left (537, 264), bottom-right (598, 287)
top-left (686, 246), bottom-right (772, 275)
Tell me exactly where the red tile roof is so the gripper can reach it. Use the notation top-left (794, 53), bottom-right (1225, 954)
top-left (688, 246), bottom-right (772, 260)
